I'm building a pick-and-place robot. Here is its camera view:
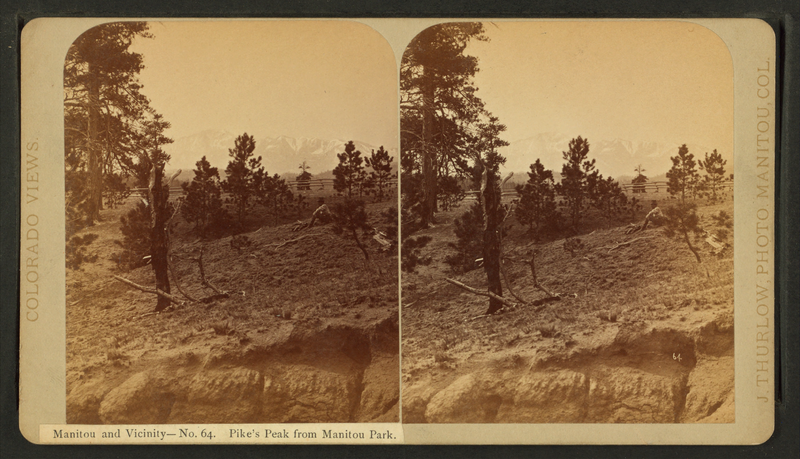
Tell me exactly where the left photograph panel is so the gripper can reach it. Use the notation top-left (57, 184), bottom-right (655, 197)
top-left (63, 20), bottom-right (399, 424)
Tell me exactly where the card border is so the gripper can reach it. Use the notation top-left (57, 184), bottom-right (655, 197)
top-left (3, 2), bottom-right (798, 458)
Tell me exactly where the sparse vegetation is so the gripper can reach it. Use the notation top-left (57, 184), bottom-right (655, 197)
top-left (66, 233), bottom-right (99, 270)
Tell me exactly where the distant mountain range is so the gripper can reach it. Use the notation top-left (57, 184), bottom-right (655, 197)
top-left (164, 130), bottom-right (393, 178)
top-left (164, 129), bottom-right (725, 186)
top-left (501, 132), bottom-right (723, 181)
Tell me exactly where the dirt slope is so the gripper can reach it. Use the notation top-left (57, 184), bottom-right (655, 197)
top-left (66, 200), bottom-right (399, 424)
top-left (402, 200), bottom-right (734, 423)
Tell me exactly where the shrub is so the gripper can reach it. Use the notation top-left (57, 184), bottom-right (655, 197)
top-left (388, 206), bottom-right (432, 273)
top-left (712, 210), bottom-right (733, 228)
top-left (103, 172), bottom-right (131, 209)
top-left (66, 233), bottom-right (99, 270)
top-left (230, 234), bottom-right (252, 252)
top-left (114, 200), bottom-right (152, 271)
top-left (445, 202), bottom-right (485, 272)
top-left (437, 175), bottom-right (466, 211)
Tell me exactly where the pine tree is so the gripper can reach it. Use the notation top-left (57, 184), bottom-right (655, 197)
top-left (437, 175), bottom-right (466, 211)
top-left (699, 149), bottom-right (727, 202)
top-left (555, 136), bottom-right (595, 229)
top-left (222, 133), bottom-right (262, 225)
top-left (664, 202), bottom-right (703, 263)
top-left (445, 201), bottom-right (485, 272)
top-left (333, 141), bottom-right (367, 198)
top-left (64, 22), bottom-right (171, 228)
top-left (476, 116), bottom-right (509, 315)
top-left (181, 156), bottom-right (225, 238)
top-left (331, 198), bottom-right (372, 260)
top-left (116, 200), bottom-right (152, 270)
top-left (665, 144), bottom-right (703, 263)
top-left (365, 146), bottom-right (394, 201)
top-left (148, 157), bottom-right (174, 311)
top-left (587, 174), bottom-right (629, 215)
top-left (515, 159), bottom-right (557, 238)
top-left (401, 22), bottom-right (488, 225)
top-left (258, 173), bottom-right (293, 227)
top-left (666, 144), bottom-right (698, 204)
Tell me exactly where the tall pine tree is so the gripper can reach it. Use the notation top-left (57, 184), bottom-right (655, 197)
top-left (222, 133), bottom-right (262, 225)
top-left (555, 136), bottom-right (595, 229)
top-left (64, 22), bottom-right (171, 229)
top-left (401, 22), bottom-right (488, 225)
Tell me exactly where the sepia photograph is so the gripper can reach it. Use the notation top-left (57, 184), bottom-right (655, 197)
top-left (18, 17), bottom-right (777, 445)
top-left (400, 21), bottom-right (735, 424)
top-left (62, 20), bottom-right (400, 424)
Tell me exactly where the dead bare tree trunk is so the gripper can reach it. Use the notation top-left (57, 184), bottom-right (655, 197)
top-left (149, 163), bottom-right (171, 312)
top-left (482, 163), bottom-right (503, 315)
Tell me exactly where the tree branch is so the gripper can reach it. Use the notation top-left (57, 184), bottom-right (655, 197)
top-left (529, 253), bottom-right (555, 297)
top-left (190, 247), bottom-right (225, 296)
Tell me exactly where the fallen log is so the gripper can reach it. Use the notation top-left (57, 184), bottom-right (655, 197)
top-left (531, 296), bottom-right (561, 306)
top-left (268, 232), bottom-right (324, 249)
top-left (605, 235), bottom-right (655, 252)
top-left (445, 277), bottom-right (518, 310)
top-left (113, 275), bottom-right (185, 306)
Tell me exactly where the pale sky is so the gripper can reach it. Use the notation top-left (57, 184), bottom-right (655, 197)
top-left (128, 20), bottom-right (398, 146)
top-left (466, 21), bottom-right (734, 158)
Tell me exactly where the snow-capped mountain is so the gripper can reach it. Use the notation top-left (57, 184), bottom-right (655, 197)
top-left (501, 132), bottom-right (718, 180)
top-left (164, 129), bottom-right (390, 177)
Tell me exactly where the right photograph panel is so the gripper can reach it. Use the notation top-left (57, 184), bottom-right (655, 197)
top-left (400, 21), bottom-right (734, 424)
